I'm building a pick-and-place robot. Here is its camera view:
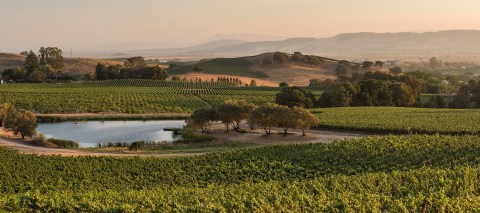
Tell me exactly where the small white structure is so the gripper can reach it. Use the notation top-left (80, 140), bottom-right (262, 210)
top-left (0, 80), bottom-right (4, 85)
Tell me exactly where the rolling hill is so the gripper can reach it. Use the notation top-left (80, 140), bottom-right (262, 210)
top-left (168, 52), bottom-right (350, 85)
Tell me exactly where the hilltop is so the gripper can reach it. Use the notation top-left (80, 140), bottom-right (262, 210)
top-left (168, 52), bottom-right (364, 85)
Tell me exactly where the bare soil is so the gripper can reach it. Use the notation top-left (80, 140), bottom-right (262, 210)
top-left (0, 123), bottom-right (368, 157)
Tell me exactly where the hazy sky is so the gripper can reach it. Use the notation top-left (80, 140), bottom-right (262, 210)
top-left (1, 0), bottom-right (480, 52)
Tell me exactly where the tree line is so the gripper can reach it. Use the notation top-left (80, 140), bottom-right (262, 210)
top-left (187, 100), bottom-right (319, 136)
top-left (2, 47), bottom-right (64, 83)
top-left (94, 56), bottom-right (168, 80)
top-left (0, 103), bottom-right (37, 139)
top-left (319, 71), bottom-right (422, 107)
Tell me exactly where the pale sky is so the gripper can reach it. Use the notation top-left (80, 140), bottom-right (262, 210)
top-left (1, 0), bottom-right (480, 52)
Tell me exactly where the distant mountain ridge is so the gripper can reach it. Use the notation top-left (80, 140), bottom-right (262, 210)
top-left (125, 30), bottom-right (480, 58)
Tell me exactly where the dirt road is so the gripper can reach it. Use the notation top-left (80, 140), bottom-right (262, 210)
top-left (0, 128), bottom-right (368, 157)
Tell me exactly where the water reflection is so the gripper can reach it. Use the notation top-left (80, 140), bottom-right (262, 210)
top-left (37, 120), bottom-right (185, 147)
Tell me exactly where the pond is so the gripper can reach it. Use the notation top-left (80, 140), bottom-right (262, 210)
top-left (37, 120), bottom-right (186, 147)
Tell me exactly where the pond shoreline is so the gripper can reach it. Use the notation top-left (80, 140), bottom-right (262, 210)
top-left (37, 120), bottom-right (186, 147)
top-left (36, 113), bottom-right (190, 123)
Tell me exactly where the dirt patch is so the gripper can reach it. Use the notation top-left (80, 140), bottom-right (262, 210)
top-left (200, 124), bottom-right (366, 145)
top-left (253, 64), bottom-right (337, 86)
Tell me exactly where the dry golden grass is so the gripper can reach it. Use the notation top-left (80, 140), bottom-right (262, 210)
top-left (172, 73), bottom-right (280, 87)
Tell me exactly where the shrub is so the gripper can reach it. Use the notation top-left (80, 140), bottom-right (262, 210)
top-left (175, 129), bottom-right (216, 144)
top-left (128, 141), bottom-right (145, 151)
top-left (47, 138), bottom-right (79, 148)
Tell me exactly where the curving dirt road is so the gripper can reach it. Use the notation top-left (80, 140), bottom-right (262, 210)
top-left (0, 128), bottom-right (369, 157)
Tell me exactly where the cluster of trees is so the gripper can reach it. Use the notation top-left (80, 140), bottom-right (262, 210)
top-left (187, 100), bottom-right (319, 136)
top-left (0, 103), bottom-right (37, 139)
top-left (94, 57), bottom-right (168, 80)
top-left (319, 71), bottom-right (422, 107)
top-left (451, 80), bottom-right (480, 108)
top-left (216, 77), bottom-right (243, 85)
top-left (269, 52), bottom-right (325, 66)
top-left (334, 60), bottom-right (385, 78)
top-left (2, 47), bottom-right (64, 83)
top-left (275, 87), bottom-right (316, 108)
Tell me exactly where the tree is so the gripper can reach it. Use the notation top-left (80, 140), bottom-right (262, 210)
top-left (95, 63), bottom-right (107, 80)
top-left (374, 61), bottom-right (384, 68)
top-left (335, 64), bottom-right (349, 76)
top-left (249, 103), bottom-right (280, 135)
top-left (276, 105), bottom-right (297, 136)
top-left (24, 51), bottom-right (40, 72)
top-left (190, 107), bottom-right (218, 133)
top-left (391, 82), bottom-right (416, 107)
top-left (291, 107), bottom-right (320, 136)
top-left (389, 66), bottom-right (403, 76)
top-left (362, 61), bottom-right (374, 70)
top-left (11, 110), bottom-right (37, 139)
top-left (0, 103), bottom-right (16, 128)
top-left (250, 80), bottom-right (257, 87)
top-left (39, 47), bottom-right (64, 74)
top-left (429, 57), bottom-right (441, 70)
top-left (275, 87), bottom-right (313, 108)
top-left (1, 67), bottom-right (26, 82)
top-left (218, 100), bottom-right (255, 131)
top-left (279, 82), bottom-right (289, 87)
top-left (273, 52), bottom-right (288, 64)
top-left (19, 51), bottom-right (29, 56)
top-left (192, 66), bottom-right (203, 72)
top-left (27, 70), bottom-right (46, 83)
top-left (124, 56), bottom-right (146, 69)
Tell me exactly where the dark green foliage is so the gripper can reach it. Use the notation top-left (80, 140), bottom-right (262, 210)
top-left (451, 80), bottom-right (480, 108)
top-left (362, 61), bottom-right (374, 70)
top-left (335, 64), bottom-right (349, 76)
top-left (168, 58), bottom-right (269, 78)
top-left (273, 52), bottom-right (288, 64)
top-left (39, 47), bottom-right (64, 72)
top-left (389, 66), bottom-right (403, 75)
top-left (176, 129), bottom-right (217, 143)
top-left (47, 138), bottom-right (79, 148)
top-left (124, 56), bottom-right (146, 69)
top-left (275, 86), bottom-right (314, 108)
top-left (319, 72), bottom-right (421, 107)
top-left (24, 51), bottom-right (39, 72)
top-left (128, 141), bottom-right (145, 151)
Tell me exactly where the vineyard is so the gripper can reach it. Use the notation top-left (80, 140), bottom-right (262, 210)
top-left (167, 57), bottom-right (270, 78)
top-left (0, 80), bottom-right (324, 114)
top-left (314, 107), bottom-right (480, 134)
top-left (1, 135), bottom-right (480, 211)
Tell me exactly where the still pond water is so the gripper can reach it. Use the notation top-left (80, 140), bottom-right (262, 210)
top-left (37, 120), bottom-right (186, 147)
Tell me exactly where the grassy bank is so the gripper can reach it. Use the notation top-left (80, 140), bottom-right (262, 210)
top-left (36, 113), bottom-right (190, 123)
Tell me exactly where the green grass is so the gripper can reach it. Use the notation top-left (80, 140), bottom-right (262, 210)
top-left (168, 57), bottom-right (269, 78)
top-left (314, 107), bottom-right (480, 134)
top-left (2, 135), bottom-right (480, 211)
